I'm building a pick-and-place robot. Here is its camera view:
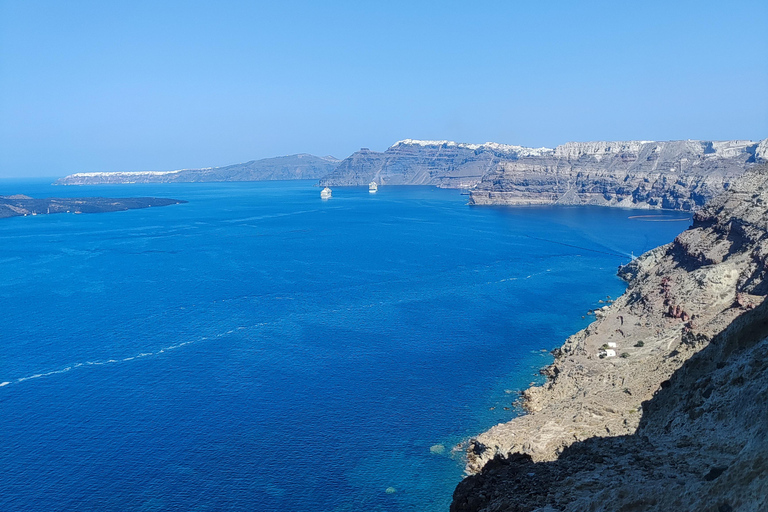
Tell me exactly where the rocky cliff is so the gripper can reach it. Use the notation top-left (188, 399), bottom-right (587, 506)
top-left (55, 154), bottom-right (339, 185)
top-left (320, 138), bottom-right (765, 211)
top-left (470, 139), bottom-right (767, 210)
top-left (318, 140), bottom-right (552, 189)
top-left (451, 164), bottom-right (768, 511)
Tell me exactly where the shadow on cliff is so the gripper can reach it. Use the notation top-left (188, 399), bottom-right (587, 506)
top-left (452, 298), bottom-right (768, 512)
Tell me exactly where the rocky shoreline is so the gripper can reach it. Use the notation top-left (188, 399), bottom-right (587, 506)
top-left (452, 165), bottom-right (768, 511)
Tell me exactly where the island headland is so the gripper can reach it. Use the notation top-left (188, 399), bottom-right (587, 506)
top-left (0, 195), bottom-right (187, 219)
top-left (55, 153), bottom-right (339, 185)
top-left (451, 164), bottom-right (768, 511)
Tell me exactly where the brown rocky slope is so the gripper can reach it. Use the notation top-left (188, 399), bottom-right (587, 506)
top-left (452, 164), bottom-right (768, 511)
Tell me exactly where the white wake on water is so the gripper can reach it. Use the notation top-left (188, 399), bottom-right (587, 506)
top-left (1, 328), bottom-right (248, 389)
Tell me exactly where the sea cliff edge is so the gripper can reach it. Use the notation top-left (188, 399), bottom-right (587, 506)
top-left (452, 164), bottom-right (768, 511)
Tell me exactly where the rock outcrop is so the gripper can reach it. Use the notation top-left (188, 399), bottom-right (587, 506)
top-left (452, 164), bottom-right (768, 511)
top-left (0, 195), bottom-right (186, 219)
top-left (55, 154), bottom-right (339, 185)
top-left (318, 140), bottom-right (553, 189)
top-left (469, 139), bottom-right (765, 211)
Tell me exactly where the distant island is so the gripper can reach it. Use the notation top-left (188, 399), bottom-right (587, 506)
top-left (55, 153), bottom-right (339, 185)
top-left (55, 138), bottom-right (767, 211)
top-left (0, 195), bottom-right (187, 219)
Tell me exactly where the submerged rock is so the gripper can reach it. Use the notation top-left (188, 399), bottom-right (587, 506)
top-left (429, 444), bottom-right (446, 455)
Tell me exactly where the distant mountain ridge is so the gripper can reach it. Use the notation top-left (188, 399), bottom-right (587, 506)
top-left (56, 137), bottom-right (767, 211)
top-left (56, 153), bottom-right (339, 185)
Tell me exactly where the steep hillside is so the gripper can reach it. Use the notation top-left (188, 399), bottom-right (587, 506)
top-left (452, 164), bottom-right (768, 511)
top-left (318, 140), bottom-right (551, 189)
top-left (469, 139), bottom-right (766, 210)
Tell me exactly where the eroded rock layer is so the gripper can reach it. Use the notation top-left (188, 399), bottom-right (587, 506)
top-left (469, 140), bottom-right (767, 211)
top-left (452, 165), bottom-right (768, 511)
top-left (320, 139), bottom-right (765, 211)
top-left (318, 140), bottom-right (545, 189)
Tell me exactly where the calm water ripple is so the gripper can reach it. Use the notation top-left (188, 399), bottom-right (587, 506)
top-left (0, 180), bottom-right (689, 511)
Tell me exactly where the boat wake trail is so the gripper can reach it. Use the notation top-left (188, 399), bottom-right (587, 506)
top-left (525, 235), bottom-right (629, 259)
top-left (1, 324), bottom-right (268, 390)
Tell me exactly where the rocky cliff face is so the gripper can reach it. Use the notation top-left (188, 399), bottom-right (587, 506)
top-left (451, 165), bottom-right (768, 511)
top-left (321, 138), bottom-right (765, 210)
top-left (55, 154), bottom-right (339, 185)
top-left (469, 139), bottom-right (766, 211)
top-left (318, 140), bottom-right (551, 189)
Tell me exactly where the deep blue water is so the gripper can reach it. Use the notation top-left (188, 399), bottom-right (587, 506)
top-left (0, 180), bottom-right (691, 511)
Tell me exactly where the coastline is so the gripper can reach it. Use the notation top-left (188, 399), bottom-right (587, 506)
top-left (452, 165), bottom-right (768, 511)
top-left (0, 195), bottom-right (186, 219)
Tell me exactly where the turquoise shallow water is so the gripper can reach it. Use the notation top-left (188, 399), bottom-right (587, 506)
top-left (0, 180), bottom-right (690, 511)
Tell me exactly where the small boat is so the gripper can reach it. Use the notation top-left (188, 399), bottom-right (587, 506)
top-left (368, 181), bottom-right (378, 193)
top-left (320, 187), bottom-right (332, 199)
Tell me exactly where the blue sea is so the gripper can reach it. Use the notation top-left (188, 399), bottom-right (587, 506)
top-left (0, 180), bottom-right (690, 511)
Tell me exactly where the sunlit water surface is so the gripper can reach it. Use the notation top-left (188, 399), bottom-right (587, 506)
top-left (0, 180), bottom-right (691, 511)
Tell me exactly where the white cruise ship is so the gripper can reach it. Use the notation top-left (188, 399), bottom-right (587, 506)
top-left (368, 181), bottom-right (378, 193)
top-left (320, 187), bottom-right (332, 199)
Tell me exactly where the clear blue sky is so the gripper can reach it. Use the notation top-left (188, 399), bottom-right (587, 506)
top-left (1, 0), bottom-right (766, 177)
